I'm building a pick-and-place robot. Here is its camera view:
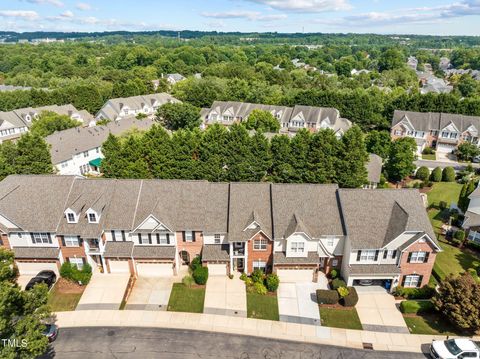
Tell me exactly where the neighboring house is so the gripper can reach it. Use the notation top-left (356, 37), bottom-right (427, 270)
top-left (95, 93), bottom-right (179, 122)
top-left (416, 71), bottom-right (453, 94)
top-left (201, 101), bottom-right (352, 137)
top-left (350, 69), bottom-right (371, 76)
top-left (0, 175), bottom-right (438, 291)
top-left (407, 56), bottom-right (418, 71)
top-left (391, 110), bottom-right (480, 155)
top-left (0, 104), bottom-right (93, 142)
top-left (462, 183), bottom-right (480, 244)
top-left (439, 57), bottom-right (451, 71)
top-left (46, 117), bottom-right (157, 176)
top-left (164, 73), bottom-right (186, 85)
top-left (0, 85), bottom-right (32, 92)
top-left (365, 154), bottom-right (383, 189)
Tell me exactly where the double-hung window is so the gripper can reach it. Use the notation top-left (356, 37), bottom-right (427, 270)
top-left (67, 212), bottom-right (76, 222)
top-left (185, 231), bottom-right (194, 242)
top-left (291, 242), bottom-right (305, 253)
top-left (157, 233), bottom-right (169, 245)
top-left (404, 275), bottom-right (420, 288)
top-left (69, 257), bottom-right (84, 270)
top-left (138, 234), bottom-right (150, 245)
top-left (409, 251), bottom-right (427, 263)
top-left (214, 234), bottom-right (221, 244)
top-left (88, 213), bottom-right (97, 223)
top-left (253, 239), bottom-right (267, 251)
top-left (32, 233), bottom-right (51, 244)
top-left (65, 236), bottom-right (79, 247)
top-left (360, 250), bottom-right (376, 261)
top-left (253, 260), bottom-right (266, 272)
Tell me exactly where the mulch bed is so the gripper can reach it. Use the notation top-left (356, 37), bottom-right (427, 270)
top-left (55, 277), bottom-right (84, 294)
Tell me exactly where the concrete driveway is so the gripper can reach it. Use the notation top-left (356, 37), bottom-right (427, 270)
top-left (278, 281), bottom-right (326, 325)
top-left (355, 287), bottom-right (409, 333)
top-left (76, 274), bottom-right (130, 310)
top-left (125, 277), bottom-right (173, 311)
top-left (204, 275), bottom-right (247, 317)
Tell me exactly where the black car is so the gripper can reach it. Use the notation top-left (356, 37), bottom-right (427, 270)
top-left (42, 324), bottom-right (58, 342)
top-left (25, 270), bottom-right (56, 290)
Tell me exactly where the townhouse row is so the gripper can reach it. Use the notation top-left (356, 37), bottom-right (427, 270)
top-left (0, 175), bottom-right (440, 290)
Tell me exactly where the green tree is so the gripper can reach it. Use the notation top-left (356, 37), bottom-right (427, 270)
top-left (14, 133), bottom-right (53, 175)
top-left (30, 111), bottom-right (82, 137)
top-left (249, 132), bottom-right (272, 182)
top-left (308, 129), bottom-right (339, 183)
top-left (442, 167), bottom-right (456, 182)
top-left (141, 125), bottom-right (172, 178)
top-left (244, 109), bottom-right (280, 133)
top-left (336, 126), bottom-right (369, 188)
top-left (101, 134), bottom-right (126, 178)
top-left (430, 167), bottom-right (443, 182)
top-left (156, 102), bottom-right (200, 130)
top-left (365, 130), bottom-right (391, 159)
top-left (197, 124), bottom-right (229, 182)
top-left (385, 137), bottom-right (416, 181)
top-left (378, 48), bottom-right (405, 72)
top-left (456, 142), bottom-right (480, 161)
top-left (416, 166), bottom-right (430, 181)
top-left (432, 273), bottom-right (480, 332)
top-left (269, 135), bottom-right (294, 183)
top-left (0, 248), bottom-right (15, 283)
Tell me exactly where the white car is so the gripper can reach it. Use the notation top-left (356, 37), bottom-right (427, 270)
top-left (430, 339), bottom-right (480, 359)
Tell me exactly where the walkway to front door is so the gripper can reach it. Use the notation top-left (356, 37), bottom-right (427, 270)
top-left (204, 273), bottom-right (247, 317)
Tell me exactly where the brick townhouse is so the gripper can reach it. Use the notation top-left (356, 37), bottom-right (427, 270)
top-left (0, 175), bottom-right (440, 291)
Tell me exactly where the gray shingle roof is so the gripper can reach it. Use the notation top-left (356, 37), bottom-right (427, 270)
top-left (13, 246), bottom-right (60, 259)
top-left (132, 245), bottom-right (175, 259)
top-left (366, 154), bottom-right (383, 184)
top-left (346, 264), bottom-right (401, 275)
top-left (338, 189), bottom-right (436, 249)
top-left (392, 110), bottom-right (480, 133)
top-left (273, 251), bottom-right (319, 265)
top-left (202, 244), bottom-right (230, 262)
top-left (103, 241), bottom-right (133, 258)
top-left (271, 184), bottom-right (344, 239)
top-left (462, 210), bottom-right (480, 228)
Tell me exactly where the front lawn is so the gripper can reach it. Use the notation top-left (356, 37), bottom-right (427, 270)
top-left (48, 278), bottom-right (85, 312)
top-left (319, 306), bottom-right (363, 330)
top-left (433, 239), bottom-right (480, 280)
top-left (403, 313), bottom-right (461, 335)
top-left (167, 283), bottom-right (205, 313)
top-left (247, 292), bottom-right (279, 321)
top-left (422, 154), bottom-right (436, 161)
top-left (426, 182), bottom-right (463, 207)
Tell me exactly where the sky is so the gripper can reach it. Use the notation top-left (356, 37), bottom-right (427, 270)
top-left (0, 0), bottom-right (479, 35)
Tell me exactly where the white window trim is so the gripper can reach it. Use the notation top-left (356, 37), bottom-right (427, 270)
top-left (360, 249), bottom-right (376, 261)
top-left (410, 251), bottom-right (426, 263)
top-left (404, 275), bottom-right (420, 288)
top-left (65, 236), bottom-right (79, 247)
top-left (69, 257), bottom-right (84, 270)
top-left (214, 234), bottom-right (221, 244)
top-left (253, 238), bottom-right (267, 251)
top-left (291, 242), bottom-right (305, 253)
top-left (185, 231), bottom-right (194, 242)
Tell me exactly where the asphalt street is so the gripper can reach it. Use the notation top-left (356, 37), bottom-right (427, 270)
top-left (39, 326), bottom-right (430, 359)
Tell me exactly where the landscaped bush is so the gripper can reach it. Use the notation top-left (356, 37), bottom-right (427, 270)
top-left (422, 147), bottom-right (435, 155)
top-left (192, 266), bottom-right (208, 285)
top-left (245, 277), bottom-right (253, 286)
top-left (60, 262), bottom-right (92, 285)
top-left (253, 281), bottom-right (267, 295)
top-left (190, 256), bottom-right (202, 271)
top-left (466, 241), bottom-right (480, 252)
top-left (342, 287), bottom-right (359, 307)
top-left (451, 238), bottom-right (462, 247)
top-left (182, 275), bottom-right (194, 288)
top-left (337, 286), bottom-right (349, 298)
top-left (416, 166), bottom-right (430, 181)
top-left (430, 167), bottom-right (443, 182)
top-left (329, 269), bottom-right (338, 279)
top-left (240, 272), bottom-right (248, 281)
top-left (316, 289), bottom-right (339, 305)
top-left (394, 285), bottom-right (435, 299)
top-left (467, 268), bottom-right (479, 280)
top-left (251, 269), bottom-right (264, 284)
top-left (331, 278), bottom-right (347, 290)
top-left (265, 274), bottom-right (279, 292)
top-left (400, 300), bottom-right (435, 314)
top-left (454, 230), bottom-right (465, 242)
top-left (439, 200), bottom-right (448, 210)
top-left (442, 167), bottom-right (456, 182)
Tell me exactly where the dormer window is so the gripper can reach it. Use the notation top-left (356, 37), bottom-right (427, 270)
top-left (88, 213), bottom-right (97, 223)
top-left (67, 213), bottom-right (75, 222)
top-left (65, 209), bottom-right (78, 223)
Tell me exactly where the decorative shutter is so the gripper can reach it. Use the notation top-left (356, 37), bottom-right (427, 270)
top-left (383, 250), bottom-right (388, 259)
top-left (356, 250), bottom-right (361, 261)
top-left (121, 231), bottom-right (126, 241)
top-left (77, 235), bottom-right (82, 247)
top-left (374, 250), bottom-right (379, 261)
top-left (424, 252), bottom-right (430, 263)
top-left (182, 232), bottom-right (186, 242)
top-left (166, 234), bottom-right (171, 245)
top-left (417, 275), bottom-right (423, 288)
top-left (407, 252), bottom-right (412, 263)
top-left (137, 233), bottom-right (142, 244)
top-left (111, 230), bottom-right (116, 242)
top-left (60, 236), bottom-right (66, 246)
top-left (156, 233), bottom-right (160, 245)
top-left (30, 233), bottom-right (35, 244)
top-left (392, 250), bottom-right (397, 259)
top-left (82, 257), bottom-right (86, 265)
top-left (47, 233), bottom-right (52, 244)
top-left (192, 231), bottom-right (196, 242)
top-left (401, 276), bottom-right (406, 287)
top-left (148, 233), bottom-right (152, 244)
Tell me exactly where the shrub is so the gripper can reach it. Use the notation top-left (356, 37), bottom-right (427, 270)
top-left (430, 167), bottom-right (443, 182)
top-left (394, 285), bottom-right (435, 299)
top-left (329, 269), bottom-right (338, 279)
top-left (254, 281), bottom-right (267, 295)
top-left (60, 262), bottom-right (92, 285)
top-left (245, 277), bottom-right (253, 287)
top-left (190, 256), bottom-right (202, 271)
top-left (192, 266), bottom-right (208, 285)
top-left (439, 200), bottom-right (448, 210)
top-left (182, 275), bottom-right (194, 288)
top-left (316, 289), bottom-right (339, 305)
top-left (454, 230), bottom-right (465, 242)
top-left (451, 238), bottom-right (462, 247)
top-left (265, 274), bottom-right (280, 292)
top-left (422, 147), bottom-right (435, 155)
top-left (416, 166), bottom-right (430, 181)
top-left (331, 278), bottom-right (347, 290)
top-left (342, 287), bottom-right (359, 307)
top-left (467, 268), bottom-right (479, 280)
top-left (466, 241), bottom-right (480, 252)
top-left (442, 167), bottom-right (456, 182)
top-left (60, 261), bottom-right (73, 278)
top-left (240, 272), bottom-right (248, 281)
top-left (400, 300), bottom-right (435, 314)
top-left (337, 286), bottom-right (349, 298)
top-left (251, 269), bottom-right (265, 284)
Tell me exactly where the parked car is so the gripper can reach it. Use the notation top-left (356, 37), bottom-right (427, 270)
top-left (430, 339), bottom-right (480, 358)
top-left (25, 270), bottom-right (56, 290)
top-left (42, 324), bottom-right (58, 342)
top-left (473, 156), bottom-right (480, 163)
top-left (357, 279), bottom-right (373, 286)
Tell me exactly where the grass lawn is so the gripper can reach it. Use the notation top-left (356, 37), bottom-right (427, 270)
top-left (426, 182), bottom-right (463, 207)
top-left (422, 154), bottom-right (436, 160)
top-left (319, 306), bottom-right (363, 330)
top-left (433, 239), bottom-right (480, 280)
top-left (48, 279), bottom-right (84, 312)
top-left (167, 283), bottom-right (205, 313)
top-left (246, 292), bottom-right (279, 321)
top-left (403, 313), bottom-right (461, 335)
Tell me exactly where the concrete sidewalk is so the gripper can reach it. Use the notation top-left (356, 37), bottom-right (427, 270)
top-left (54, 310), bottom-right (480, 354)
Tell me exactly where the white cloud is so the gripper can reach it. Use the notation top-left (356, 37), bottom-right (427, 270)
top-left (60, 10), bottom-right (74, 18)
top-left (245, 0), bottom-right (351, 13)
top-left (75, 2), bottom-right (91, 11)
top-left (201, 10), bottom-right (287, 21)
top-left (0, 10), bottom-right (39, 20)
top-left (23, 0), bottom-right (64, 7)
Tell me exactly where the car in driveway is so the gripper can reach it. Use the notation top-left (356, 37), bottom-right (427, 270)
top-left (42, 324), bottom-right (58, 342)
top-left (25, 270), bottom-right (56, 290)
top-left (430, 338), bottom-right (480, 358)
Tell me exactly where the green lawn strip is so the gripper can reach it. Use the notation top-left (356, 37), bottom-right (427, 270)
top-left (426, 182), bottom-right (463, 207)
top-left (319, 306), bottom-right (363, 330)
top-left (167, 283), bottom-right (205, 313)
top-left (246, 292), bottom-right (279, 321)
top-left (422, 154), bottom-right (436, 161)
top-left (399, 300), bottom-right (434, 314)
top-left (433, 240), bottom-right (480, 280)
top-left (403, 313), bottom-right (461, 335)
top-left (48, 285), bottom-right (84, 312)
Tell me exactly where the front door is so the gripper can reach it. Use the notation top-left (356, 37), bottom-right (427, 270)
top-left (180, 250), bottom-right (190, 265)
top-left (234, 258), bottom-right (244, 272)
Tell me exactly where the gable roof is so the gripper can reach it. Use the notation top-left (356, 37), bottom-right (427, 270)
top-left (392, 110), bottom-right (480, 133)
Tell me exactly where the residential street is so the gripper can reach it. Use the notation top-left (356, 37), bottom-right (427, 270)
top-left (39, 327), bottom-right (428, 359)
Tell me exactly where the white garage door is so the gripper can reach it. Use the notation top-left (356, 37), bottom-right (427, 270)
top-left (436, 143), bottom-right (455, 153)
top-left (16, 261), bottom-right (58, 275)
top-left (277, 269), bottom-right (313, 283)
top-left (109, 260), bottom-right (130, 274)
top-left (208, 263), bottom-right (227, 276)
top-left (136, 263), bottom-right (173, 277)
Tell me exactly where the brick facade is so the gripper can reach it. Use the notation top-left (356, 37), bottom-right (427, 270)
top-left (399, 240), bottom-right (437, 288)
top-left (57, 235), bottom-right (86, 263)
top-left (246, 232), bottom-right (273, 274)
top-left (176, 231), bottom-right (203, 264)
top-left (1, 233), bottom-right (10, 249)
top-left (323, 255), bottom-right (343, 275)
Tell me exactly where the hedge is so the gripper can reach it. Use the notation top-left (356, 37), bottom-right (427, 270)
top-left (60, 262), bottom-right (92, 285)
top-left (265, 274), bottom-right (279, 292)
top-left (192, 266), bottom-right (208, 285)
top-left (331, 278), bottom-right (347, 290)
top-left (342, 287), bottom-right (358, 307)
top-left (430, 167), bottom-right (442, 182)
top-left (442, 167), bottom-right (456, 182)
top-left (416, 166), bottom-right (430, 181)
top-left (400, 300), bottom-right (435, 314)
top-left (190, 256), bottom-right (202, 271)
top-left (316, 289), bottom-right (339, 305)
top-left (393, 285), bottom-right (435, 299)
